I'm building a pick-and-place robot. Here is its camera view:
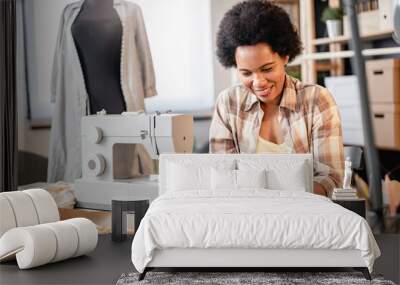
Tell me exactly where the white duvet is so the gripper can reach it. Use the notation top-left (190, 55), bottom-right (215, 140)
top-left (131, 190), bottom-right (380, 273)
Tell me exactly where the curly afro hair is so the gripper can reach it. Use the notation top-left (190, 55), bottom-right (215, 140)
top-left (216, 0), bottom-right (302, 68)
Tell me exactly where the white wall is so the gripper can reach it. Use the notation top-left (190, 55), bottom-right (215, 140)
top-left (129, 0), bottom-right (239, 113)
top-left (210, 0), bottom-right (242, 95)
top-left (131, 0), bottom-right (214, 113)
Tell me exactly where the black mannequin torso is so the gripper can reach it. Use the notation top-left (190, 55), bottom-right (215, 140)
top-left (72, 0), bottom-right (126, 114)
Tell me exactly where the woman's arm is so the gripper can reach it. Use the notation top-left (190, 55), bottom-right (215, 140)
top-left (209, 92), bottom-right (238, 154)
top-left (311, 88), bottom-right (345, 196)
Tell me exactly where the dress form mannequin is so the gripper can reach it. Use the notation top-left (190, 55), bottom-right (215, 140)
top-left (71, 0), bottom-right (126, 114)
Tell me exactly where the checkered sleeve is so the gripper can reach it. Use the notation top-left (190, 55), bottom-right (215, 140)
top-left (209, 92), bottom-right (237, 154)
top-left (312, 88), bottom-right (345, 195)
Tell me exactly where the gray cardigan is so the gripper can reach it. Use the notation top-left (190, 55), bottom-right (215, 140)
top-left (48, 0), bottom-right (157, 182)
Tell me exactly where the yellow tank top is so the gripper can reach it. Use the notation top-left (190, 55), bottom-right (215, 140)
top-left (256, 136), bottom-right (292, 154)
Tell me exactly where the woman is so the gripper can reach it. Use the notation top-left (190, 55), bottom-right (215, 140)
top-left (209, 0), bottom-right (344, 197)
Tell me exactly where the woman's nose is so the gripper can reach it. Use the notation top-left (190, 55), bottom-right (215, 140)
top-left (253, 73), bottom-right (267, 87)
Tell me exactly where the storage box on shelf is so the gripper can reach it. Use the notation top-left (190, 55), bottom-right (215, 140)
top-left (371, 104), bottom-right (400, 150)
top-left (378, 0), bottom-right (396, 31)
top-left (325, 70), bottom-right (400, 150)
top-left (366, 58), bottom-right (400, 150)
top-left (343, 10), bottom-right (381, 37)
top-left (343, 0), bottom-right (395, 37)
top-left (366, 59), bottom-right (400, 104)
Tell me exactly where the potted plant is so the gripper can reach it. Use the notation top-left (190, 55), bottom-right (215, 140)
top-left (321, 6), bottom-right (344, 38)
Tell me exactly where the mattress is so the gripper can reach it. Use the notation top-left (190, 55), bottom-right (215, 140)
top-left (131, 190), bottom-right (380, 273)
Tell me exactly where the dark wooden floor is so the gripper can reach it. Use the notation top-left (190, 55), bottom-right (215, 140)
top-left (1, 234), bottom-right (398, 285)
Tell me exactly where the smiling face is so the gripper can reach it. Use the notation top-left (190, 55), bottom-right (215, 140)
top-left (235, 43), bottom-right (289, 106)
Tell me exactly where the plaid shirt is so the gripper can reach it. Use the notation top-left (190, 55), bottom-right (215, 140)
top-left (209, 75), bottom-right (344, 195)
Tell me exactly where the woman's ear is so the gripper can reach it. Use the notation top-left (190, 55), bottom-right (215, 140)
top-left (283, 55), bottom-right (289, 65)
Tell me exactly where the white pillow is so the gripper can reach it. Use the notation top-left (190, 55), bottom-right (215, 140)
top-left (211, 168), bottom-right (267, 191)
top-left (211, 168), bottom-right (236, 191)
top-left (266, 162), bottom-right (308, 191)
top-left (238, 159), bottom-right (310, 192)
top-left (167, 162), bottom-right (210, 191)
top-left (236, 169), bottom-right (267, 189)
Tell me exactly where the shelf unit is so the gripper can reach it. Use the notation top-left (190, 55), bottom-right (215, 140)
top-left (312, 29), bottom-right (394, 46)
top-left (297, 0), bottom-right (399, 84)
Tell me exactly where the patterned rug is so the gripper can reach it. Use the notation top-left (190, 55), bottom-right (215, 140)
top-left (116, 271), bottom-right (395, 285)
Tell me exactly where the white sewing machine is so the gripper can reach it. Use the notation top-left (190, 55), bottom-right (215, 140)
top-left (74, 112), bottom-right (194, 210)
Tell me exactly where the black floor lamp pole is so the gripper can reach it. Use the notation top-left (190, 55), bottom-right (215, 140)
top-left (343, 0), bottom-right (384, 231)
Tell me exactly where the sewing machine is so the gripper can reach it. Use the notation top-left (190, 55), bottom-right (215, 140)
top-left (74, 112), bottom-right (194, 210)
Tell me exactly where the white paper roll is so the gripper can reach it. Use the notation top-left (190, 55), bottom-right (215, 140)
top-left (42, 221), bottom-right (78, 262)
top-left (1, 192), bottom-right (39, 227)
top-left (23, 189), bottom-right (59, 224)
top-left (63, 218), bottom-right (98, 257)
top-left (0, 196), bottom-right (17, 237)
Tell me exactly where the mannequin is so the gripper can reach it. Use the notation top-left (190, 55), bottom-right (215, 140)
top-left (49, 0), bottom-right (157, 182)
top-left (71, 0), bottom-right (126, 114)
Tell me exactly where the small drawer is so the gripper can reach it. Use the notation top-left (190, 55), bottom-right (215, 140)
top-left (371, 103), bottom-right (400, 150)
top-left (366, 59), bottom-right (400, 103)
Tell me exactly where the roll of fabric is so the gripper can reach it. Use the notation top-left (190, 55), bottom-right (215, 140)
top-left (0, 225), bottom-right (57, 269)
top-left (1, 192), bottom-right (39, 227)
top-left (42, 221), bottom-right (79, 262)
top-left (23, 189), bottom-right (59, 224)
top-left (0, 196), bottom-right (17, 237)
top-left (0, 218), bottom-right (98, 269)
top-left (63, 218), bottom-right (98, 257)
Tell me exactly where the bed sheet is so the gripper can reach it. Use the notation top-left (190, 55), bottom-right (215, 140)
top-left (131, 190), bottom-right (380, 273)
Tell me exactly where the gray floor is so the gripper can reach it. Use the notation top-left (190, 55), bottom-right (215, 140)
top-left (1, 234), bottom-right (399, 285)
top-left (0, 235), bottom-right (134, 285)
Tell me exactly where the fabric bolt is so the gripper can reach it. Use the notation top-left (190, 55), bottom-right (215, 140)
top-left (209, 74), bottom-right (344, 195)
top-left (0, 218), bottom-right (97, 269)
top-left (23, 188), bottom-right (60, 224)
top-left (131, 191), bottom-right (380, 273)
top-left (48, 0), bottom-right (157, 183)
top-left (1, 192), bottom-right (39, 227)
top-left (0, 196), bottom-right (17, 237)
top-left (0, 189), bottom-right (60, 234)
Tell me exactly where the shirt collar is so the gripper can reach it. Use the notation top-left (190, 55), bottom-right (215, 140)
top-left (279, 74), bottom-right (298, 112)
top-left (243, 74), bottom-right (298, 112)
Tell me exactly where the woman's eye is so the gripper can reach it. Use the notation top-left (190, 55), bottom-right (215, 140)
top-left (262, 68), bottom-right (272, 73)
top-left (241, 72), bottom-right (252, 77)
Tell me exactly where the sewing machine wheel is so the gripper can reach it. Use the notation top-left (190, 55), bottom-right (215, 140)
top-left (86, 153), bottom-right (106, 176)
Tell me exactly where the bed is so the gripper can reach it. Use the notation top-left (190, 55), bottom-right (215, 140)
top-left (131, 154), bottom-right (380, 280)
